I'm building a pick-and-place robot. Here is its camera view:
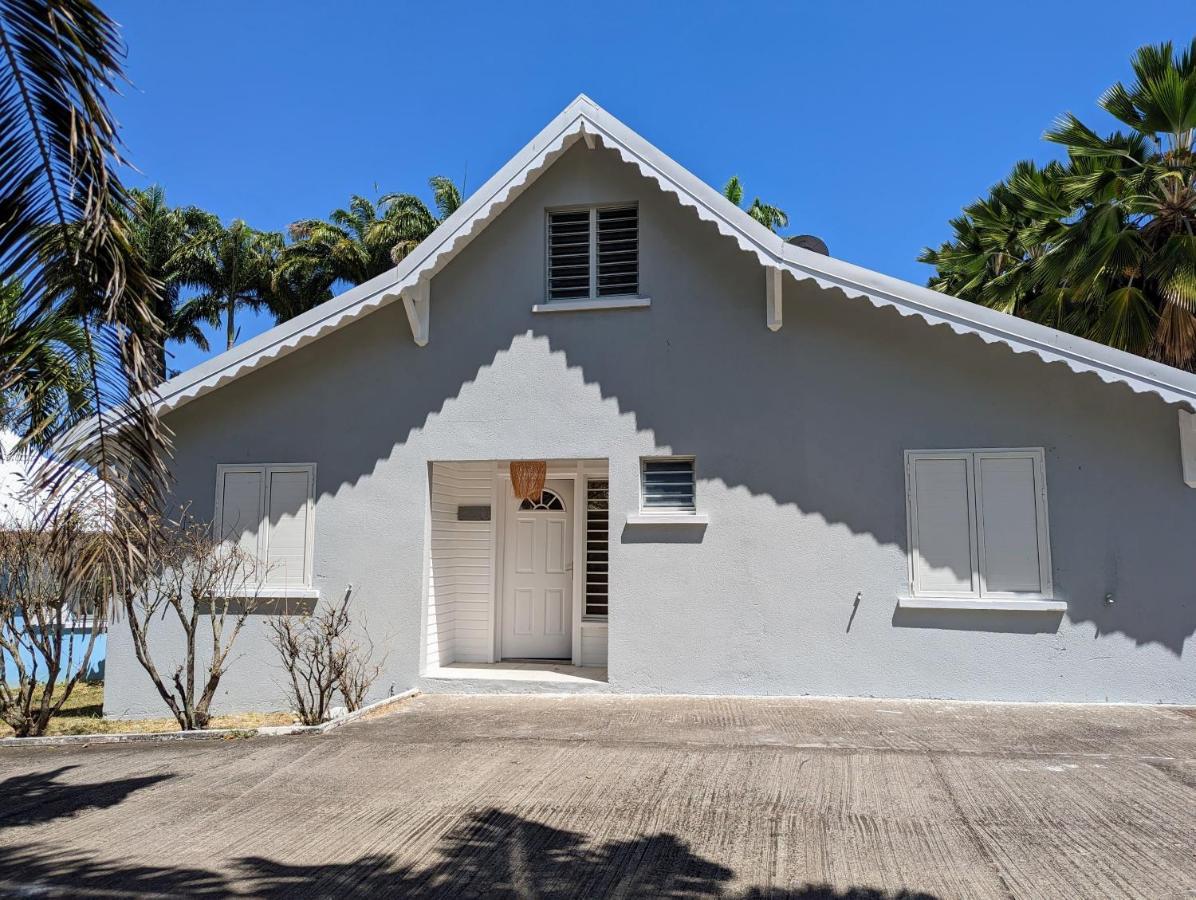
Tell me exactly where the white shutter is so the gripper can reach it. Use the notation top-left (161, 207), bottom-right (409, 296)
top-left (907, 454), bottom-right (978, 596)
top-left (265, 467), bottom-right (313, 587)
top-left (216, 468), bottom-right (264, 580)
top-left (975, 452), bottom-right (1050, 595)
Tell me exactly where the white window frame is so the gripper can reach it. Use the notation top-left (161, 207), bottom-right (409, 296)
top-left (213, 463), bottom-right (317, 596)
top-left (903, 448), bottom-right (1056, 608)
top-left (626, 455), bottom-right (709, 525)
top-left (544, 203), bottom-right (640, 303)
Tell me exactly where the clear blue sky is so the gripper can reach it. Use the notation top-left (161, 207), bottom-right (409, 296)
top-left (105, 0), bottom-right (1194, 375)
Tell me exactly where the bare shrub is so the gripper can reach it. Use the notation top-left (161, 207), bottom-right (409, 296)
top-left (0, 513), bottom-right (106, 737)
top-left (339, 627), bottom-right (384, 713)
top-left (122, 508), bottom-right (263, 730)
top-left (270, 589), bottom-right (382, 725)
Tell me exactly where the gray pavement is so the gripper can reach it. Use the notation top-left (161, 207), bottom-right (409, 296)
top-left (1, 693), bottom-right (1194, 898)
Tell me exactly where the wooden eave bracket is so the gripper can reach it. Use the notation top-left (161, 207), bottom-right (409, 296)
top-left (402, 279), bottom-right (430, 347)
top-left (1179, 409), bottom-right (1196, 487)
top-left (766, 266), bottom-right (783, 331)
top-left (580, 119), bottom-right (598, 150)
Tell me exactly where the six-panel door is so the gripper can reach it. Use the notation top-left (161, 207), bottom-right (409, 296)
top-left (501, 479), bottom-right (573, 659)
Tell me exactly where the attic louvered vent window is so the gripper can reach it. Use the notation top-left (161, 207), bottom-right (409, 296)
top-left (547, 205), bottom-right (638, 301)
top-left (640, 458), bottom-right (696, 514)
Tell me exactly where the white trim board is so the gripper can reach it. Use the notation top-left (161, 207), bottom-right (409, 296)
top-left (148, 95), bottom-right (1196, 415)
top-left (897, 596), bottom-right (1067, 612)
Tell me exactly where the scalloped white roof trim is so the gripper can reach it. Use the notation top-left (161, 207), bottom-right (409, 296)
top-left (154, 95), bottom-right (1196, 414)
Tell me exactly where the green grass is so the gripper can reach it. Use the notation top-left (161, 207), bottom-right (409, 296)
top-left (1, 681), bottom-right (296, 737)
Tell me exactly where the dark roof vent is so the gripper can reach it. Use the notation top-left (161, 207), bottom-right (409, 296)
top-left (786, 234), bottom-right (829, 256)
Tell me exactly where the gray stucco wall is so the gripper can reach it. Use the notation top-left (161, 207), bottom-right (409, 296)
top-left (104, 143), bottom-right (1196, 715)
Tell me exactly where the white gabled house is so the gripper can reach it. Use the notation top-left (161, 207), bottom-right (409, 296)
top-left (104, 96), bottom-right (1196, 712)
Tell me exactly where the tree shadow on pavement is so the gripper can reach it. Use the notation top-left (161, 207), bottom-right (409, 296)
top-left (0, 844), bottom-right (228, 897)
top-left (238, 808), bottom-right (937, 899)
top-left (0, 806), bottom-right (939, 898)
top-left (0, 765), bottom-right (172, 828)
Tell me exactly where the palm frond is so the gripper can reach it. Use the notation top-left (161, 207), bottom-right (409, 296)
top-left (927, 40), bottom-right (1196, 369)
top-left (0, 0), bottom-right (169, 594)
top-left (722, 176), bottom-right (744, 208)
top-left (429, 176), bottom-right (462, 221)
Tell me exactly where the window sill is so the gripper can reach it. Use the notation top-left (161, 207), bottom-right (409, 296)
top-left (625, 512), bottom-right (709, 526)
top-left (532, 296), bottom-right (651, 313)
top-left (897, 596), bottom-right (1065, 612)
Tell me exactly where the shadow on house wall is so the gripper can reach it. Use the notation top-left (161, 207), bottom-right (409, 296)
top-left (163, 143), bottom-right (1196, 660)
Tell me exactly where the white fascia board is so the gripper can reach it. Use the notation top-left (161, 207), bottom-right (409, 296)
top-left (151, 94), bottom-right (1196, 416)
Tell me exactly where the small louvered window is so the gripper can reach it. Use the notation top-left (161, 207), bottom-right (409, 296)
top-left (547, 210), bottom-right (591, 299)
top-left (547, 206), bottom-right (638, 301)
top-left (640, 458), bottom-right (696, 513)
top-left (584, 479), bottom-right (608, 618)
top-left (596, 207), bottom-right (638, 296)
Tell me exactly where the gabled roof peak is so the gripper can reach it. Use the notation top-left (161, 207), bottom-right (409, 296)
top-left (152, 97), bottom-right (1196, 414)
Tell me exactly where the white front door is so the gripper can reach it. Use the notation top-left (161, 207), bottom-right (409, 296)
top-left (501, 478), bottom-right (573, 659)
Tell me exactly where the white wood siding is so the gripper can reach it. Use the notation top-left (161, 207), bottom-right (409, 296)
top-left (428, 462), bottom-right (495, 665)
top-left (579, 621), bottom-right (608, 668)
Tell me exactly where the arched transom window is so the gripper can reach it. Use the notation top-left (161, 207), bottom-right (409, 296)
top-left (519, 489), bottom-right (565, 511)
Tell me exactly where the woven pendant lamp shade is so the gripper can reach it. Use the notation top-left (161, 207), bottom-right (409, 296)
top-left (509, 460), bottom-right (547, 503)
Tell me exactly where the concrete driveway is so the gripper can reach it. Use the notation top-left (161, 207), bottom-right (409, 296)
top-left (1, 694), bottom-right (1194, 898)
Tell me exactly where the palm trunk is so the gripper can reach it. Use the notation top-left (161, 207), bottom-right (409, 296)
top-left (226, 295), bottom-right (235, 351)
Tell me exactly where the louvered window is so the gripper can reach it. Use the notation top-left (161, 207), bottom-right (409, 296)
top-left (547, 206), bottom-right (638, 301)
top-left (596, 207), bottom-right (638, 296)
top-left (640, 458), bottom-right (696, 513)
top-left (547, 210), bottom-right (591, 299)
top-left (584, 479), bottom-right (609, 618)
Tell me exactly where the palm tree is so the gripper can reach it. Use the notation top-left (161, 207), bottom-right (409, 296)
top-left (723, 176), bottom-right (789, 233)
top-left (276, 177), bottom-right (465, 320)
top-left (184, 219), bottom-right (283, 351)
top-left (0, 0), bottom-right (168, 582)
top-left (124, 187), bottom-right (224, 382)
top-left (277, 195), bottom-right (398, 305)
top-left (0, 281), bottom-right (89, 443)
top-left (922, 39), bottom-right (1196, 368)
top-left (383, 176), bottom-right (464, 263)
top-left (49, 186), bottom-right (222, 383)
